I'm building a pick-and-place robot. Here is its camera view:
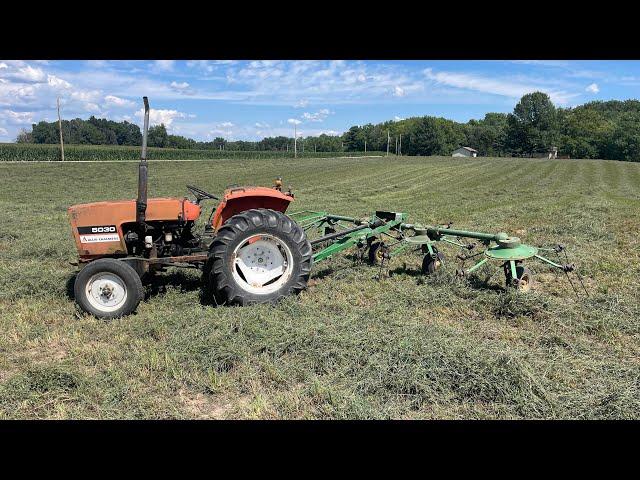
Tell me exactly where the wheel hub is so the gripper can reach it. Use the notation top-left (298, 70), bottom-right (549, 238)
top-left (232, 235), bottom-right (293, 294)
top-left (86, 273), bottom-right (128, 312)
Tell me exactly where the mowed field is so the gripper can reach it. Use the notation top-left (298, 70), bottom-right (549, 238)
top-left (1, 156), bottom-right (639, 419)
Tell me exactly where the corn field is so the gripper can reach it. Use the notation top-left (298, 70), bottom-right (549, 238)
top-left (0, 143), bottom-right (385, 161)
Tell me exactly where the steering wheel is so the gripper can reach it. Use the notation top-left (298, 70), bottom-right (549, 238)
top-left (186, 184), bottom-right (219, 204)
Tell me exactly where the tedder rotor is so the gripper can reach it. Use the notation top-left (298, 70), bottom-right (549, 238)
top-left (68, 97), bottom-right (585, 319)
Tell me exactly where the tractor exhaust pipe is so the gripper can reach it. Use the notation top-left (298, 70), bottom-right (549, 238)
top-left (136, 96), bottom-right (150, 226)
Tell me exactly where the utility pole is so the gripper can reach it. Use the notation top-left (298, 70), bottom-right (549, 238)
top-left (395, 137), bottom-right (398, 155)
top-left (386, 130), bottom-right (390, 157)
top-left (57, 97), bottom-right (65, 162)
top-left (364, 140), bottom-right (367, 154)
top-left (294, 123), bottom-right (297, 158)
top-left (399, 134), bottom-right (402, 156)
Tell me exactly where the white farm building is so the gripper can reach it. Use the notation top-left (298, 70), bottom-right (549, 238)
top-left (452, 147), bottom-right (478, 157)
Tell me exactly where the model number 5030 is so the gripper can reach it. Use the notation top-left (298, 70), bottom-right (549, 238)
top-left (91, 226), bottom-right (116, 233)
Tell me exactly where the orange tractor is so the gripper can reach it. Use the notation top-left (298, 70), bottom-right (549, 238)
top-left (69, 98), bottom-right (312, 318)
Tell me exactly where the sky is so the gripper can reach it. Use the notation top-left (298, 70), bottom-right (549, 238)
top-left (1, 60), bottom-right (639, 142)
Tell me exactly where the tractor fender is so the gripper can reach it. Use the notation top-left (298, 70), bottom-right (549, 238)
top-left (211, 187), bottom-right (293, 230)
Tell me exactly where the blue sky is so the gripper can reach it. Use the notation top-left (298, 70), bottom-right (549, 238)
top-left (1, 60), bottom-right (639, 142)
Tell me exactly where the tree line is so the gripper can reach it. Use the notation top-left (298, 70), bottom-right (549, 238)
top-left (15, 92), bottom-right (640, 161)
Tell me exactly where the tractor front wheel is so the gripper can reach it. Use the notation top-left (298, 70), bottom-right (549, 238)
top-left (207, 209), bottom-right (312, 305)
top-left (74, 258), bottom-right (144, 319)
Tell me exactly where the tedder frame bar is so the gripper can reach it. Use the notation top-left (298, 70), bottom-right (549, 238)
top-left (288, 210), bottom-right (408, 263)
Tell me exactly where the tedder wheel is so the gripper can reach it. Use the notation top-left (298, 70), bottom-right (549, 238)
top-left (422, 251), bottom-right (445, 275)
top-left (367, 241), bottom-right (387, 266)
top-left (74, 258), bottom-right (144, 319)
top-left (505, 265), bottom-right (534, 292)
top-left (207, 208), bottom-right (312, 306)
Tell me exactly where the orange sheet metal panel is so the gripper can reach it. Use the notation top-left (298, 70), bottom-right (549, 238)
top-left (68, 197), bottom-right (200, 259)
top-left (211, 187), bottom-right (293, 230)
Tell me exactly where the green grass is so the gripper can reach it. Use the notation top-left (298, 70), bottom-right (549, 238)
top-left (1, 155), bottom-right (639, 419)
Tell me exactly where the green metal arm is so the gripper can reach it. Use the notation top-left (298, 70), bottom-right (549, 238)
top-left (312, 217), bottom-right (404, 263)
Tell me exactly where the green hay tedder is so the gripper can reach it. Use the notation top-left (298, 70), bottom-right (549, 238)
top-left (290, 209), bottom-right (585, 294)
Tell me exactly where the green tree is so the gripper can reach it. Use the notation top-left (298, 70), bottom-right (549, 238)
top-left (605, 112), bottom-right (640, 162)
top-left (147, 124), bottom-right (169, 148)
top-left (343, 126), bottom-right (365, 151)
top-left (466, 113), bottom-right (508, 156)
top-left (506, 92), bottom-right (559, 155)
top-left (406, 116), bottom-right (466, 156)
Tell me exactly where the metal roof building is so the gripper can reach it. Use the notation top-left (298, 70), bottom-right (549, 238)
top-left (452, 146), bottom-right (478, 157)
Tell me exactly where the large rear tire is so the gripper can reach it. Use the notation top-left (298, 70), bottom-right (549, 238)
top-left (207, 209), bottom-right (312, 306)
top-left (74, 258), bottom-right (144, 319)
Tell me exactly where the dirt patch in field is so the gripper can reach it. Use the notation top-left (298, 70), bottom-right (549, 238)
top-left (177, 388), bottom-right (251, 419)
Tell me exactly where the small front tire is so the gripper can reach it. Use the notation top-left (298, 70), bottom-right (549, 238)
top-left (422, 251), bottom-right (445, 275)
top-left (74, 258), bottom-right (144, 319)
top-left (367, 241), bottom-right (387, 266)
top-left (505, 265), bottom-right (534, 292)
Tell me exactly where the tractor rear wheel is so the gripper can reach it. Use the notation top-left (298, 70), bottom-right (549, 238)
top-left (74, 258), bottom-right (144, 319)
top-left (207, 209), bottom-right (312, 306)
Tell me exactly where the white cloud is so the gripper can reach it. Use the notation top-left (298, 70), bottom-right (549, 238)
top-left (70, 90), bottom-right (101, 102)
top-left (136, 107), bottom-right (186, 127)
top-left (104, 95), bottom-right (134, 107)
top-left (84, 103), bottom-right (101, 113)
top-left (393, 86), bottom-right (405, 97)
top-left (187, 60), bottom-right (213, 72)
top-left (295, 99), bottom-right (309, 108)
top-left (208, 122), bottom-right (235, 138)
top-left (14, 65), bottom-right (46, 82)
top-left (255, 122), bottom-right (269, 128)
top-left (86, 60), bottom-right (110, 68)
top-left (0, 127), bottom-right (8, 136)
top-left (423, 67), bottom-right (576, 104)
top-left (170, 81), bottom-right (189, 90)
top-left (287, 118), bottom-right (302, 125)
top-left (0, 63), bottom-right (7, 69)
top-left (586, 83), bottom-right (600, 94)
top-left (169, 80), bottom-right (194, 95)
top-left (302, 108), bottom-right (331, 122)
top-left (47, 75), bottom-right (72, 89)
top-left (154, 60), bottom-right (175, 71)
top-left (394, 116), bottom-right (404, 122)
top-left (186, 60), bottom-right (236, 73)
top-left (0, 109), bottom-right (33, 124)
